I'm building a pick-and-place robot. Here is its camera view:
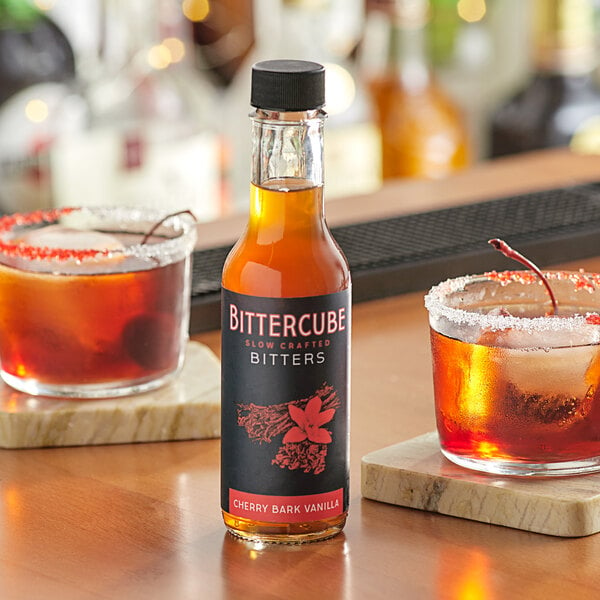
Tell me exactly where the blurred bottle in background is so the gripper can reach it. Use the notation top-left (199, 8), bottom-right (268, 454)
top-left (191, 0), bottom-right (254, 89)
top-left (51, 0), bottom-right (222, 220)
top-left (490, 0), bottom-right (600, 157)
top-left (361, 0), bottom-right (470, 180)
top-left (219, 0), bottom-right (380, 212)
top-left (0, 0), bottom-right (83, 213)
top-left (5, 1), bottom-right (576, 219)
top-left (429, 0), bottom-right (530, 160)
top-left (278, 0), bottom-right (381, 200)
top-left (0, 0), bottom-right (223, 219)
top-left (428, 0), bottom-right (462, 67)
top-left (0, 0), bottom-right (75, 105)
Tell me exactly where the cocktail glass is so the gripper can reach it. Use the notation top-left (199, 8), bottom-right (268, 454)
top-left (0, 206), bottom-right (196, 398)
top-left (424, 270), bottom-right (600, 476)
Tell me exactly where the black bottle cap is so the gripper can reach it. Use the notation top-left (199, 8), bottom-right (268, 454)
top-left (250, 59), bottom-right (325, 111)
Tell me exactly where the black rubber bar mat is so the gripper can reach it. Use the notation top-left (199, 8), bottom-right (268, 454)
top-left (189, 182), bottom-right (600, 333)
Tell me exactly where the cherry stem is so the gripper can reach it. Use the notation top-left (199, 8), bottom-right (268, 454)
top-left (140, 210), bottom-right (197, 245)
top-left (488, 238), bottom-right (558, 315)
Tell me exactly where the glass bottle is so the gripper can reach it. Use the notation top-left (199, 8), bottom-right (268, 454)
top-left (221, 0), bottom-right (379, 212)
top-left (0, 0), bottom-right (75, 107)
top-left (490, 0), bottom-right (600, 157)
top-left (428, 0), bottom-right (530, 160)
top-left (50, 0), bottom-right (222, 220)
top-left (0, 0), bottom-right (82, 213)
top-left (271, 0), bottom-right (381, 201)
top-left (221, 60), bottom-right (351, 543)
top-left (191, 0), bottom-right (255, 89)
top-left (362, 0), bottom-right (470, 179)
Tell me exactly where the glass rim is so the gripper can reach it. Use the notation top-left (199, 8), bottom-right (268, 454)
top-left (0, 206), bottom-right (197, 265)
top-left (424, 270), bottom-right (600, 332)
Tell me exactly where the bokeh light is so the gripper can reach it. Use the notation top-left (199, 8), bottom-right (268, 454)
top-left (457, 0), bottom-right (486, 23)
top-left (33, 0), bottom-right (55, 10)
top-left (182, 0), bottom-right (210, 22)
top-left (25, 99), bottom-right (49, 123)
top-left (147, 44), bottom-right (172, 69)
top-left (324, 63), bottom-right (356, 117)
top-left (163, 37), bottom-right (186, 63)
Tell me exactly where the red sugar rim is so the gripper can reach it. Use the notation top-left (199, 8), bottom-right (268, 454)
top-left (484, 269), bottom-right (600, 293)
top-left (487, 238), bottom-right (600, 323)
top-left (0, 206), bottom-right (191, 262)
top-left (425, 269), bottom-right (600, 330)
top-left (484, 270), bottom-right (600, 325)
top-left (0, 207), bottom-right (76, 234)
top-left (0, 207), bottom-right (119, 262)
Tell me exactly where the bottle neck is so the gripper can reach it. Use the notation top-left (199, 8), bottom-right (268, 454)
top-left (533, 0), bottom-right (597, 75)
top-left (367, 0), bottom-right (431, 90)
top-left (387, 19), bottom-right (430, 90)
top-left (248, 109), bottom-right (326, 233)
top-left (250, 108), bottom-right (325, 189)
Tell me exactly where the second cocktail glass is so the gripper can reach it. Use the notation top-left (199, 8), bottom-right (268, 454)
top-left (425, 270), bottom-right (600, 476)
top-left (0, 206), bottom-right (196, 398)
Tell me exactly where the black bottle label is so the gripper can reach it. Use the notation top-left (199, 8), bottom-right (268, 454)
top-left (221, 288), bottom-right (351, 523)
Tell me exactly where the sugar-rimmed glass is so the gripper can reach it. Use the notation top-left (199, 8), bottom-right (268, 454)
top-left (0, 206), bottom-right (196, 398)
top-left (425, 270), bottom-right (600, 476)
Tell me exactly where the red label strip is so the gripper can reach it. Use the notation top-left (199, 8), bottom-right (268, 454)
top-left (229, 488), bottom-right (344, 523)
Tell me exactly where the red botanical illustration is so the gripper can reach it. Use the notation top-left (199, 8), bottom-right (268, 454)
top-left (283, 396), bottom-right (335, 444)
top-left (236, 383), bottom-right (339, 474)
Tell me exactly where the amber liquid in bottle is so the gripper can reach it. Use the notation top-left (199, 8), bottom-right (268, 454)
top-left (222, 181), bottom-right (349, 297)
top-left (369, 75), bottom-right (469, 179)
top-left (222, 180), bottom-right (350, 542)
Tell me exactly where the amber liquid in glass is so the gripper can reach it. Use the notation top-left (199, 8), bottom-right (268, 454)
top-left (431, 328), bottom-right (600, 463)
top-left (0, 257), bottom-right (186, 386)
top-left (221, 179), bottom-right (350, 542)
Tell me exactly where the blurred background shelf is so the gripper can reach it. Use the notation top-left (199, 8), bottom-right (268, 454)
top-left (3, 0), bottom-right (599, 218)
top-left (3, 0), bottom-right (600, 335)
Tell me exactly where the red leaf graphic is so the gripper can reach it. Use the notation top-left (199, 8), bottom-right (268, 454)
top-left (282, 426), bottom-right (308, 444)
top-left (314, 408), bottom-right (335, 427)
top-left (286, 394), bottom-right (335, 445)
top-left (288, 403), bottom-right (308, 428)
top-left (308, 427), bottom-right (332, 444)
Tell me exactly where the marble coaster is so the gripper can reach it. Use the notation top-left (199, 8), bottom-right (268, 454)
top-left (361, 432), bottom-right (600, 537)
top-left (0, 341), bottom-right (220, 449)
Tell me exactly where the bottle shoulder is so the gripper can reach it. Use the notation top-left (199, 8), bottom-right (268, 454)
top-left (222, 226), bottom-right (350, 297)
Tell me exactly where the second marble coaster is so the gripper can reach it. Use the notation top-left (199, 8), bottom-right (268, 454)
top-left (0, 340), bottom-right (221, 449)
top-left (361, 432), bottom-right (600, 537)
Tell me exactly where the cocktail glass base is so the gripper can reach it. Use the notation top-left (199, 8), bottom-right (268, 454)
top-left (440, 447), bottom-right (600, 477)
top-left (0, 367), bottom-right (180, 399)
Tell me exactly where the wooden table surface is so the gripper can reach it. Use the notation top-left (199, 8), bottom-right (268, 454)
top-left (3, 149), bottom-right (600, 600)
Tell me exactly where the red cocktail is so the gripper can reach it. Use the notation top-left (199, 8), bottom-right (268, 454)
top-left (425, 270), bottom-right (600, 476)
top-left (0, 207), bottom-right (196, 397)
